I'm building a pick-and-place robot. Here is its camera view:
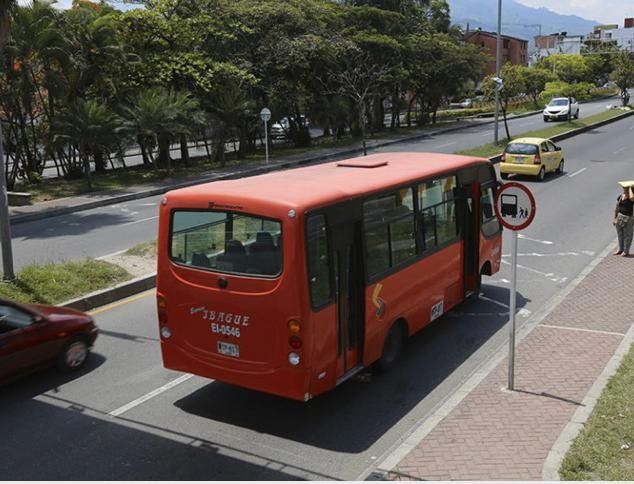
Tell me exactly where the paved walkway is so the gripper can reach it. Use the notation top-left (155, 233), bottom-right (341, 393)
top-left (370, 244), bottom-right (633, 480)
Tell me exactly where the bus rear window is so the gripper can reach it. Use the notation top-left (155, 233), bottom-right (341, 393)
top-left (170, 211), bottom-right (282, 276)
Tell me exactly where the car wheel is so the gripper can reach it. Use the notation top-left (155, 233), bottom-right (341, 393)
top-left (537, 166), bottom-right (546, 181)
top-left (574, 110), bottom-right (579, 119)
top-left (57, 336), bottom-right (90, 371)
top-left (500, 172), bottom-right (509, 180)
top-left (556, 159), bottom-right (564, 174)
top-left (375, 322), bottom-right (405, 372)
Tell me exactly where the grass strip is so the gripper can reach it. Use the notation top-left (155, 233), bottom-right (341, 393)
top-left (125, 240), bottom-right (157, 258)
top-left (0, 259), bottom-right (131, 305)
top-left (560, 344), bottom-right (634, 480)
top-left (457, 109), bottom-right (631, 159)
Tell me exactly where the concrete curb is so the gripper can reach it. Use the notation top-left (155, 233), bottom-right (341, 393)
top-left (62, 273), bottom-right (156, 312)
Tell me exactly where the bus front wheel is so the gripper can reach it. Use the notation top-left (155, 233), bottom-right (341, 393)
top-left (375, 322), bottom-right (406, 372)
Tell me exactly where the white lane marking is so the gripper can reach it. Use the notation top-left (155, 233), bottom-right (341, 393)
top-left (120, 215), bottom-right (159, 227)
top-left (479, 295), bottom-right (509, 309)
top-left (449, 308), bottom-right (531, 318)
top-left (433, 141), bottom-right (457, 149)
top-left (518, 234), bottom-right (553, 245)
top-left (109, 374), bottom-right (194, 417)
top-left (613, 146), bottom-right (627, 155)
top-left (140, 203), bottom-right (157, 206)
top-left (568, 167), bottom-right (587, 178)
top-left (500, 259), bottom-right (568, 284)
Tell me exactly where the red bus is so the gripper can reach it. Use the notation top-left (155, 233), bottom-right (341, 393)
top-left (156, 153), bottom-right (502, 401)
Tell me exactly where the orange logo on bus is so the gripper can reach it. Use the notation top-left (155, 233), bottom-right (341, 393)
top-left (372, 283), bottom-right (385, 317)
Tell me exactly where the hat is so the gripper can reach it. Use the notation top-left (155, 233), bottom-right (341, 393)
top-left (618, 181), bottom-right (634, 188)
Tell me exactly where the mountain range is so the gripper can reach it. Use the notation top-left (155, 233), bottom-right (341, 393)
top-left (448, 0), bottom-right (600, 47)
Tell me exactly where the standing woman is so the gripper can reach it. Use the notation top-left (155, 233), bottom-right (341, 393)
top-left (613, 182), bottom-right (634, 256)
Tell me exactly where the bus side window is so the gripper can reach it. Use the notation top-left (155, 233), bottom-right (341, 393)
top-left (417, 176), bottom-right (458, 249)
top-left (307, 215), bottom-right (332, 309)
top-left (481, 186), bottom-right (501, 237)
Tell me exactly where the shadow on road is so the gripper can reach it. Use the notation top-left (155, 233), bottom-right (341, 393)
top-left (173, 285), bottom-right (531, 453)
top-left (12, 212), bottom-right (133, 240)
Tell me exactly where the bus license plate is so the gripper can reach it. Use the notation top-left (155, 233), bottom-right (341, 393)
top-left (217, 341), bottom-right (239, 357)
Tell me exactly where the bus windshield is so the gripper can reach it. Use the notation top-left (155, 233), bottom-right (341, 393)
top-left (170, 210), bottom-right (282, 276)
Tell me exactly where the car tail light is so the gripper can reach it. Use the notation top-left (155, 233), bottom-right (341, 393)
top-left (501, 153), bottom-right (506, 162)
top-left (533, 154), bottom-right (541, 164)
top-left (157, 294), bottom-right (168, 325)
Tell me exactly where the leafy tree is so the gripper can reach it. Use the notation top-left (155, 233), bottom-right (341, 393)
top-left (482, 63), bottom-right (526, 140)
top-left (582, 41), bottom-right (619, 86)
top-left (538, 54), bottom-right (590, 84)
top-left (611, 51), bottom-right (634, 105)
top-left (522, 67), bottom-right (552, 108)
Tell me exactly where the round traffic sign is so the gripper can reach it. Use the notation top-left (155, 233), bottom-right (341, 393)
top-left (494, 182), bottom-right (536, 231)
top-left (260, 107), bottom-right (271, 122)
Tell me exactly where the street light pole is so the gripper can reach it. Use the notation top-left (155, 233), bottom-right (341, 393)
top-left (259, 107), bottom-right (271, 164)
top-left (494, 0), bottom-right (503, 145)
top-left (0, 119), bottom-right (15, 280)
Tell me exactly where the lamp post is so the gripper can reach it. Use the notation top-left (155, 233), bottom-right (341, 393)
top-left (260, 107), bottom-right (271, 164)
top-left (494, 0), bottom-right (503, 145)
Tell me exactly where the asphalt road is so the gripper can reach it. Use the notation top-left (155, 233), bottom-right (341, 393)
top-left (10, 96), bottom-right (619, 270)
top-left (1, 109), bottom-right (633, 479)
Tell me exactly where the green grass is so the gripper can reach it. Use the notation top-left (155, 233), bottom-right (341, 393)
top-left (559, 344), bottom-right (634, 480)
top-left (457, 109), bottom-right (632, 159)
top-left (125, 240), bottom-right (157, 258)
top-left (0, 259), bottom-right (131, 305)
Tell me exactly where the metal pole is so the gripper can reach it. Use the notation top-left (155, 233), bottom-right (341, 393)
top-left (508, 230), bottom-right (518, 390)
top-left (494, 0), bottom-right (502, 145)
top-left (0, 119), bottom-right (14, 280)
top-left (264, 119), bottom-right (269, 164)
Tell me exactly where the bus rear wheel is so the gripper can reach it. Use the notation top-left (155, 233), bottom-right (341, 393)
top-left (375, 322), bottom-right (405, 372)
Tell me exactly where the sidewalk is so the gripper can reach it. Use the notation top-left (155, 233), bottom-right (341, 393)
top-left (369, 243), bottom-right (633, 481)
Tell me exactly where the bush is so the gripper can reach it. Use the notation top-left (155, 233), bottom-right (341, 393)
top-left (539, 81), bottom-right (596, 103)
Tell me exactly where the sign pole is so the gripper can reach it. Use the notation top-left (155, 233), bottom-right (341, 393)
top-left (508, 230), bottom-right (518, 390)
top-left (259, 107), bottom-right (272, 165)
top-left (494, 181), bottom-right (536, 393)
top-left (264, 119), bottom-right (269, 164)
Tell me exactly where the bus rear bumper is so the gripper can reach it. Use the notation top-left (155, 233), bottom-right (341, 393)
top-left (162, 343), bottom-right (312, 401)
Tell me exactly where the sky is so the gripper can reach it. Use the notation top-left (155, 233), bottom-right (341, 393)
top-left (515, 0), bottom-right (633, 25)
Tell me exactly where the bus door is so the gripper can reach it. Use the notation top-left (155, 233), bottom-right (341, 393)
top-left (326, 204), bottom-right (365, 380)
top-left (462, 180), bottom-right (481, 297)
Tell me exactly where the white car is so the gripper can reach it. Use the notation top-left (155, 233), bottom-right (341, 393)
top-left (543, 97), bottom-right (579, 121)
top-left (270, 115), bottom-right (310, 140)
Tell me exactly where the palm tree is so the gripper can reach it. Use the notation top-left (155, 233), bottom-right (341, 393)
top-left (123, 87), bottom-right (204, 171)
top-left (53, 99), bottom-right (126, 190)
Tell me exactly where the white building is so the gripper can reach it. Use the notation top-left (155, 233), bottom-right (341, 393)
top-left (587, 19), bottom-right (634, 52)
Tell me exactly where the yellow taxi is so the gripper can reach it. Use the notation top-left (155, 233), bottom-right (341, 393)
top-left (499, 137), bottom-right (564, 181)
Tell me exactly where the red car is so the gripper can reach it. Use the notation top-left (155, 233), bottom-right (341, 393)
top-left (0, 299), bottom-right (98, 381)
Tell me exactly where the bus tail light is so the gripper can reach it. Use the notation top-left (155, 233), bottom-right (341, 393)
top-left (288, 319), bottom-right (301, 333)
top-left (289, 335), bottom-right (302, 349)
top-left (288, 353), bottom-right (301, 366)
top-left (157, 294), bottom-right (168, 326)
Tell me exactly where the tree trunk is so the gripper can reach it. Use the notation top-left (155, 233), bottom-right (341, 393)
top-left (179, 134), bottom-right (189, 166)
top-left (157, 133), bottom-right (171, 170)
top-left (359, 101), bottom-right (367, 156)
top-left (94, 150), bottom-right (106, 173)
